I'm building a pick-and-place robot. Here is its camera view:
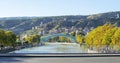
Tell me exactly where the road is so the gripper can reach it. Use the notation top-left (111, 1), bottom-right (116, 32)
top-left (0, 57), bottom-right (119, 63)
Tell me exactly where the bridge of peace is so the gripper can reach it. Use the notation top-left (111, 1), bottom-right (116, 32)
top-left (40, 33), bottom-right (77, 43)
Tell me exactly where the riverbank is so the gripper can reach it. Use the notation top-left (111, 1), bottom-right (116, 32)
top-left (88, 49), bottom-right (98, 53)
top-left (44, 42), bottom-right (78, 45)
top-left (0, 46), bottom-right (26, 53)
top-left (0, 43), bottom-right (43, 53)
top-left (0, 48), bottom-right (15, 53)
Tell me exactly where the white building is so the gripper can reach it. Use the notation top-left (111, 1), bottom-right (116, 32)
top-left (32, 27), bottom-right (35, 30)
top-left (40, 22), bottom-right (43, 27)
top-left (116, 13), bottom-right (120, 18)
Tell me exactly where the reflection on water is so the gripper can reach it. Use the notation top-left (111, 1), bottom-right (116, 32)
top-left (11, 43), bottom-right (87, 53)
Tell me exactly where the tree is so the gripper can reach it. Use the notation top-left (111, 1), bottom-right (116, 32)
top-left (70, 32), bottom-right (76, 36)
top-left (24, 34), bottom-right (40, 44)
top-left (76, 35), bottom-right (83, 44)
top-left (102, 27), bottom-right (118, 45)
top-left (85, 23), bottom-right (116, 49)
top-left (5, 31), bottom-right (16, 47)
top-left (0, 29), bottom-right (17, 48)
top-left (0, 29), bottom-right (5, 47)
top-left (76, 31), bottom-right (85, 44)
top-left (111, 28), bottom-right (120, 51)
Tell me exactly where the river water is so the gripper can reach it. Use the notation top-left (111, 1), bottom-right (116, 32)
top-left (11, 43), bottom-right (88, 53)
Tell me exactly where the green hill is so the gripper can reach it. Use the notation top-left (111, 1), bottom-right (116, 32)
top-left (0, 11), bottom-right (120, 34)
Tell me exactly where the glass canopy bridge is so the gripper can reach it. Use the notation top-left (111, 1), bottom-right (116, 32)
top-left (40, 33), bottom-right (77, 43)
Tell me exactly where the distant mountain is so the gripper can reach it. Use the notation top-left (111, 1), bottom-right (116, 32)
top-left (0, 11), bottom-right (120, 34)
top-left (87, 11), bottom-right (120, 19)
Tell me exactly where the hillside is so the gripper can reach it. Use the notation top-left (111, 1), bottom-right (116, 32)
top-left (0, 11), bottom-right (120, 34)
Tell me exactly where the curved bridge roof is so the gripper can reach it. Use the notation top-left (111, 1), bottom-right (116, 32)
top-left (40, 33), bottom-right (77, 43)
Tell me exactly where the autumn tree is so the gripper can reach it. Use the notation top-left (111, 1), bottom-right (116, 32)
top-left (24, 34), bottom-right (40, 44)
top-left (111, 28), bottom-right (120, 51)
top-left (0, 29), bottom-right (5, 46)
top-left (0, 29), bottom-right (16, 48)
top-left (5, 31), bottom-right (16, 47)
top-left (85, 23), bottom-right (116, 49)
top-left (76, 35), bottom-right (83, 44)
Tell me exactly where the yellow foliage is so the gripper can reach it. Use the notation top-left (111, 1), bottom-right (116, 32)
top-left (85, 23), bottom-right (119, 50)
top-left (76, 35), bottom-right (83, 44)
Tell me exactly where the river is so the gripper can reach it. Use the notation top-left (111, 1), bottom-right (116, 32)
top-left (11, 43), bottom-right (88, 53)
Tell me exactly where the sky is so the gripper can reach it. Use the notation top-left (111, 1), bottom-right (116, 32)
top-left (0, 0), bottom-right (120, 17)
